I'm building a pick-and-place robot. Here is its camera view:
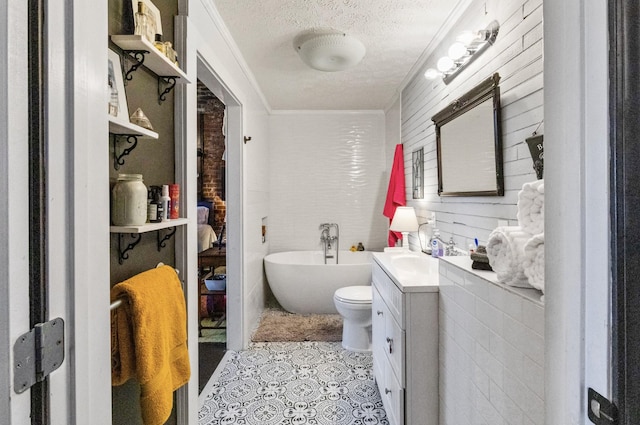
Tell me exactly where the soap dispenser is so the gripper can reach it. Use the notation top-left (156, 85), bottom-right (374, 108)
top-left (431, 229), bottom-right (444, 258)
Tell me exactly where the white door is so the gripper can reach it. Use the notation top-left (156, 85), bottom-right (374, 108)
top-left (1, 1), bottom-right (112, 424)
top-left (1, 1), bottom-right (32, 421)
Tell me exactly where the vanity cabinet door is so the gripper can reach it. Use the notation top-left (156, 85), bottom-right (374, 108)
top-left (372, 283), bottom-right (387, 366)
top-left (382, 360), bottom-right (404, 425)
top-left (384, 310), bottom-right (405, 385)
top-left (372, 263), bottom-right (405, 327)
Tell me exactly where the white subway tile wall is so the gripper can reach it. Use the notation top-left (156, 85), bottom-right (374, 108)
top-left (268, 112), bottom-right (388, 253)
top-left (401, 0), bottom-right (543, 249)
top-left (439, 261), bottom-right (544, 425)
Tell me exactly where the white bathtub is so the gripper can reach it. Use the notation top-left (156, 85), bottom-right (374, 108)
top-left (264, 250), bottom-right (373, 314)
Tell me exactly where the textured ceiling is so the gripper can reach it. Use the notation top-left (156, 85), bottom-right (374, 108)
top-left (212, 0), bottom-right (464, 110)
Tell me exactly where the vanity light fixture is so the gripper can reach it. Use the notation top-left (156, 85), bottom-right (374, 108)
top-left (424, 20), bottom-right (500, 84)
top-left (390, 207), bottom-right (419, 251)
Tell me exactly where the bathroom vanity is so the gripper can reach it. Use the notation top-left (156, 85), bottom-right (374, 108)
top-left (371, 252), bottom-right (439, 425)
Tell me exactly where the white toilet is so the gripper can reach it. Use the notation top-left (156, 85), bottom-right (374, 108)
top-left (333, 286), bottom-right (373, 352)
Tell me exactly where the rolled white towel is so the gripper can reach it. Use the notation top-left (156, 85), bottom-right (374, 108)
top-left (517, 179), bottom-right (544, 235)
top-left (486, 226), bottom-right (532, 288)
top-left (523, 233), bottom-right (544, 293)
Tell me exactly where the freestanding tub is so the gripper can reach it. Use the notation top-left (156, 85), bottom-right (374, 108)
top-left (264, 250), bottom-right (373, 314)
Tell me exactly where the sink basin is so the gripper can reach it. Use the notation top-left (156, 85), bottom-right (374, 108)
top-left (390, 254), bottom-right (438, 279)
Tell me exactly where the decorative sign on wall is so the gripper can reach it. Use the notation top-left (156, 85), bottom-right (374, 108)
top-left (412, 148), bottom-right (424, 199)
top-left (526, 134), bottom-right (544, 180)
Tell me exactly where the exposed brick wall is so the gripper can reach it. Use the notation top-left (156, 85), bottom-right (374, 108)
top-left (198, 81), bottom-right (226, 231)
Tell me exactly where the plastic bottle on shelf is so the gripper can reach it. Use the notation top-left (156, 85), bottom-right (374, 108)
top-left (160, 184), bottom-right (171, 221)
top-left (169, 184), bottom-right (180, 219)
top-left (146, 187), bottom-right (156, 223)
top-left (148, 185), bottom-right (162, 222)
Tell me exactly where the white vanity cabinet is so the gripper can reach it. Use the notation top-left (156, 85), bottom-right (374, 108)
top-left (371, 253), bottom-right (439, 425)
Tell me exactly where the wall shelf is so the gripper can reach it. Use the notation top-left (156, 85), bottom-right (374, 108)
top-left (110, 218), bottom-right (188, 234)
top-left (109, 116), bottom-right (159, 170)
top-left (111, 218), bottom-right (189, 264)
top-left (111, 35), bottom-right (189, 80)
top-left (109, 116), bottom-right (159, 138)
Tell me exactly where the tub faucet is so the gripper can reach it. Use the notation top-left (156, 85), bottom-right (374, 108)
top-left (319, 223), bottom-right (339, 263)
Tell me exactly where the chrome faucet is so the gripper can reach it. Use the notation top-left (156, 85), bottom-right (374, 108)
top-left (319, 223), bottom-right (339, 263)
top-left (446, 236), bottom-right (458, 256)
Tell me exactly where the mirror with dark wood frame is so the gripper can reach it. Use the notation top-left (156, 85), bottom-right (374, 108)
top-left (432, 73), bottom-right (504, 197)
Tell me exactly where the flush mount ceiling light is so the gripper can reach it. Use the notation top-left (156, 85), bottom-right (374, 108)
top-left (424, 20), bottom-right (500, 84)
top-left (294, 29), bottom-right (366, 72)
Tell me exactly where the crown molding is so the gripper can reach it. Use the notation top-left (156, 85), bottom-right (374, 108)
top-left (394, 0), bottom-right (475, 101)
top-left (200, 0), bottom-right (273, 113)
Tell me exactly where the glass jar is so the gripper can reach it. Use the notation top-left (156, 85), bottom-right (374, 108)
top-left (112, 174), bottom-right (148, 226)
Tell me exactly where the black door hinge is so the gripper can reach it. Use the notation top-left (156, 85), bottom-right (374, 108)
top-left (13, 318), bottom-right (65, 394)
top-left (588, 387), bottom-right (618, 425)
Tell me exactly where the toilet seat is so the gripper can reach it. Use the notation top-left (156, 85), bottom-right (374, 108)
top-left (334, 286), bottom-right (372, 304)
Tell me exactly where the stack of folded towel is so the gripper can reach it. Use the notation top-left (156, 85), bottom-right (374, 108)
top-left (486, 180), bottom-right (545, 293)
top-left (471, 245), bottom-right (493, 271)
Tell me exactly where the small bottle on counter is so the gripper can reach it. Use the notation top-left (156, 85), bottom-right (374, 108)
top-left (357, 242), bottom-right (365, 251)
top-left (431, 229), bottom-right (444, 258)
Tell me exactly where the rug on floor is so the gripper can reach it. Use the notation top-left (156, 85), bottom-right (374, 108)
top-left (198, 341), bottom-right (387, 425)
top-left (251, 308), bottom-right (343, 342)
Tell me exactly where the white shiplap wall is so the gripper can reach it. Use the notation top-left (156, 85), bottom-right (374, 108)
top-left (402, 0), bottom-right (543, 250)
top-left (268, 111), bottom-right (388, 253)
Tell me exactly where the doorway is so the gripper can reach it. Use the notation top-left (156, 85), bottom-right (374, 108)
top-left (196, 80), bottom-right (227, 393)
top-left (191, 54), bottom-right (244, 399)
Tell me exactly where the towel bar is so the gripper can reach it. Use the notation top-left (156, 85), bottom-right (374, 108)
top-left (110, 264), bottom-right (180, 311)
top-left (110, 299), bottom-right (124, 310)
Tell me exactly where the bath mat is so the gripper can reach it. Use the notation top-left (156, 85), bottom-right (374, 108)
top-left (251, 308), bottom-right (343, 342)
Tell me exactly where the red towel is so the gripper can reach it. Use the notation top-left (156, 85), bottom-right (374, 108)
top-left (383, 144), bottom-right (406, 246)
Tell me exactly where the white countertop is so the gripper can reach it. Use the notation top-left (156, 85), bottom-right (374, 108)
top-left (440, 255), bottom-right (544, 305)
top-left (372, 251), bottom-right (440, 293)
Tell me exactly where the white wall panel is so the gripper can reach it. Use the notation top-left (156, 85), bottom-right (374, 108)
top-left (269, 111), bottom-right (387, 253)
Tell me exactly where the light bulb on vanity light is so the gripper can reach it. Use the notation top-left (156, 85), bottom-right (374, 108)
top-left (424, 68), bottom-right (440, 80)
top-left (457, 30), bottom-right (478, 45)
top-left (437, 56), bottom-right (455, 72)
top-left (448, 42), bottom-right (468, 60)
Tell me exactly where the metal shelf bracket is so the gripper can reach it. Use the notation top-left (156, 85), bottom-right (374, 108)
top-left (158, 76), bottom-right (177, 103)
top-left (112, 134), bottom-right (138, 170)
top-left (117, 233), bottom-right (142, 264)
top-left (122, 50), bottom-right (148, 83)
top-left (157, 226), bottom-right (177, 251)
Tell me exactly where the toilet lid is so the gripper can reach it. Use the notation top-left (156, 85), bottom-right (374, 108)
top-left (334, 286), bottom-right (372, 304)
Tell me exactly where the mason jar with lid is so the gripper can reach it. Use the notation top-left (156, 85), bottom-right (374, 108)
top-left (112, 174), bottom-right (148, 226)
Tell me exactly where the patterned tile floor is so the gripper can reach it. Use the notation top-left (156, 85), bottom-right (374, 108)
top-left (199, 341), bottom-right (388, 424)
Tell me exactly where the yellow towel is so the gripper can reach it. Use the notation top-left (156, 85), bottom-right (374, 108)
top-left (111, 265), bottom-right (190, 425)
